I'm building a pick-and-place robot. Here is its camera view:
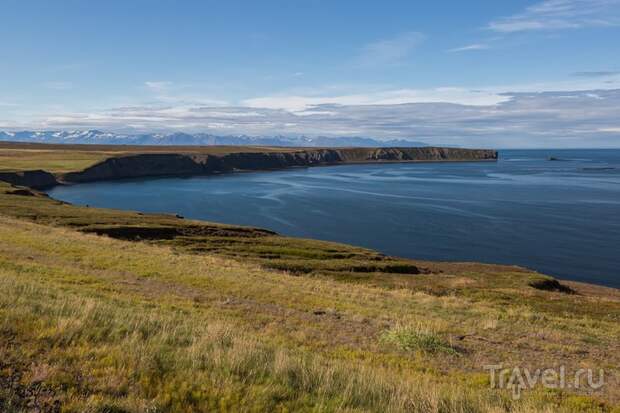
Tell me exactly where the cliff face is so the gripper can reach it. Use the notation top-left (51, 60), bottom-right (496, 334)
top-left (60, 147), bottom-right (497, 184)
top-left (0, 147), bottom-right (497, 188)
top-left (61, 154), bottom-right (207, 183)
top-left (335, 147), bottom-right (497, 162)
top-left (0, 170), bottom-right (58, 189)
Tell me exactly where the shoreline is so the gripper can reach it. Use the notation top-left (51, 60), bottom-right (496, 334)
top-left (0, 143), bottom-right (616, 291)
top-left (45, 181), bottom-right (619, 292)
top-left (49, 157), bottom-right (499, 189)
top-left (5, 175), bottom-right (609, 293)
top-left (0, 144), bottom-right (497, 189)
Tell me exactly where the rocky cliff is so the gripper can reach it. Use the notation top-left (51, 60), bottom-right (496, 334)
top-left (0, 147), bottom-right (496, 188)
top-left (0, 170), bottom-right (58, 188)
top-left (60, 147), bottom-right (496, 184)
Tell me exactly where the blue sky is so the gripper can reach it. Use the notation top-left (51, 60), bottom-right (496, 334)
top-left (1, 0), bottom-right (620, 147)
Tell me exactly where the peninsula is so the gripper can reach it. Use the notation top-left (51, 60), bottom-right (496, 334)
top-left (0, 142), bottom-right (497, 188)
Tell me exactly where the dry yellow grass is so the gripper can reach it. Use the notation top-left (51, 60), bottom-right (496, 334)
top-left (1, 216), bottom-right (618, 412)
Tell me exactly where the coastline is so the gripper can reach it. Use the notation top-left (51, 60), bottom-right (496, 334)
top-left (0, 142), bottom-right (616, 291)
top-left (0, 143), bottom-right (497, 188)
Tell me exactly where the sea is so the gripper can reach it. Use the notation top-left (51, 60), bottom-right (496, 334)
top-left (47, 149), bottom-right (620, 287)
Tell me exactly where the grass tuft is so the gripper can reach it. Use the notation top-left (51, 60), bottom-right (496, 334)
top-left (381, 324), bottom-right (458, 355)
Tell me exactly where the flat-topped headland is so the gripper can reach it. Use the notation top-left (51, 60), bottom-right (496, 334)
top-left (0, 142), bottom-right (496, 188)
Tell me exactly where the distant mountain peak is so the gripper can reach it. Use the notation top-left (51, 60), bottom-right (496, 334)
top-left (0, 130), bottom-right (430, 148)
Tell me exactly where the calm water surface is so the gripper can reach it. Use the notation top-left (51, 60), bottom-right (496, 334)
top-left (48, 149), bottom-right (620, 287)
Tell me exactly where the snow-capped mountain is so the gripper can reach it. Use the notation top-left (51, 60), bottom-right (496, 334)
top-left (0, 130), bottom-right (429, 147)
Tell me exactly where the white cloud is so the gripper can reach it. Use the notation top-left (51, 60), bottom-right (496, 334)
top-left (6, 75), bottom-right (620, 147)
top-left (18, 87), bottom-right (618, 148)
top-left (239, 73), bottom-right (620, 112)
top-left (447, 44), bottom-right (489, 52)
top-left (145, 81), bottom-right (173, 91)
top-left (242, 87), bottom-right (507, 112)
top-left (358, 32), bottom-right (426, 66)
top-left (488, 0), bottom-right (620, 32)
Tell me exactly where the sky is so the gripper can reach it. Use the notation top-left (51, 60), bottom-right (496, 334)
top-left (1, 0), bottom-right (620, 147)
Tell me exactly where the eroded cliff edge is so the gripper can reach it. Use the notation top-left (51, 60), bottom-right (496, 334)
top-left (1, 147), bottom-right (497, 188)
top-left (0, 170), bottom-right (58, 188)
top-left (60, 147), bottom-right (497, 184)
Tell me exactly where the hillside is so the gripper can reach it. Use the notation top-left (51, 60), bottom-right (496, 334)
top-left (0, 144), bottom-right (618, 412)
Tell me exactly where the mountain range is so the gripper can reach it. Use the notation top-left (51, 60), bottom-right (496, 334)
top-left (0, 130), bottom-right (429, 147)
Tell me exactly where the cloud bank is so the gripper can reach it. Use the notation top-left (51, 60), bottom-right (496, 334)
top-left (4, 86), bottom-right (617, 148)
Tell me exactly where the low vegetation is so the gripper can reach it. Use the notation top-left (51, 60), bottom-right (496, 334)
top-left (0, 146), bottom-right (619, 412)
top-left (1, 214), bottom-right (619, 412)
top-left (0, 142), bottom-right (298, 173)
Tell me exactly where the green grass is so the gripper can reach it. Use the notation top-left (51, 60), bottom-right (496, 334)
top-left (381, 324), bottom-right (459, 355)
top-left (0, 142), bottom-right (299, 173)
top-left (0, 271), bottom-right (490, 412)
top-left (0, 148), bottom-right (112, 172)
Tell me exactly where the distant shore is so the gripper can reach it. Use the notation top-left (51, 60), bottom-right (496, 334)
top-left (0, 142), bottom-right (497, 188)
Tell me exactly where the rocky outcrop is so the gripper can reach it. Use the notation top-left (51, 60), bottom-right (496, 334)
top-left (60, 147), bottom-right (497, 184)
top-left (0, 170), bottom-right (58, 189)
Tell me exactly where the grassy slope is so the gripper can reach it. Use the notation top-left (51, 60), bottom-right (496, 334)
top-left (0, 142), bottom-right (298, 173)
top-left (2, 214), bottom-right (619, 413)
top-left (0, 147), bottom-right (619, 411)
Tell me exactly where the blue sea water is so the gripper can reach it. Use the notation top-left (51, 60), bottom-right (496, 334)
top-left (47, 149), bottom-right (620, 287)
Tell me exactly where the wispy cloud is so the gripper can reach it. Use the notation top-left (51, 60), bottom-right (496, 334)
top-left (447, 43), bottom-right (489, 52)
top-left (357, 32), bottom-right (426, 66)
top-left (572, 70), bottom-right (620, 77)
top-left (488, 0), bottom-right (620, 33)
top-left (242, 87), bottom-right (507, 112)
top-left (145, 81), bottom-right (173, 92)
